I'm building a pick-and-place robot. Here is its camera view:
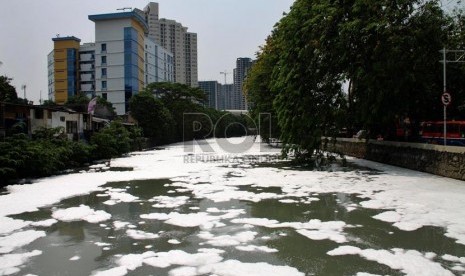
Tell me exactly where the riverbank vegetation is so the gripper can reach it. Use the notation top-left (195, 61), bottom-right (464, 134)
top-left (245, 0), bottom-right (465, 161)
top-left (130, 82), bottom-right (250, 146)
top-left (0, 77), bottom-right (250, 186)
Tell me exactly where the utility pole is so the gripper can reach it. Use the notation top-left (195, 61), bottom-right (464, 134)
top-left (439, 48), bottom-right (465, 146)
top-left (21, 84), bottom-right (27, 101)
top-left (220, 71), bottom-right (230, 111)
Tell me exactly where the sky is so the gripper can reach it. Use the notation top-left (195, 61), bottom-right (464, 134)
top-left (0, 0), bottom-right (295, 104)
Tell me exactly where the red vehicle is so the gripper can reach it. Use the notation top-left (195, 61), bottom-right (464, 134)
top-left (420, 121), bottom-right (465, 146)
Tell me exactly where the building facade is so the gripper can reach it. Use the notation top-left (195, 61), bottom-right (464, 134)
top-left (48, 10), bottom-right (174, 115)
top-left (143, 3), bottom-right (198, 87)
top-left (48, 37), bottom-right (81, 105)
top-left (220, 83), bottom-right (234, 111)
top-left (199, 81), bottom-right (221, 109)
top-left (233, 58), bottom-right (253, 110)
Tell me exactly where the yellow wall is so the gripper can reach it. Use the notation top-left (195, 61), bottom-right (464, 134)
top-left (53, 39), bottom-right (80, 104)
top-left (132, 20), bottom-right (146, 90)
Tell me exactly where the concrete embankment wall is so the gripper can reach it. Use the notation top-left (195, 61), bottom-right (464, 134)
top-left (326, 138), bottom-right (465, 181)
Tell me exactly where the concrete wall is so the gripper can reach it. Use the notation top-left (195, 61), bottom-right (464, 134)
top-left (326, 138), bottom-right (465, 181)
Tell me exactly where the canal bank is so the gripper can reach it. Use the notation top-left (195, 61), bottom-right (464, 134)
top-left (325, 138), bottom-right (465, 181)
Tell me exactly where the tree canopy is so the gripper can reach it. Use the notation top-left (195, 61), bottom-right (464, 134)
top-left (245, 0), bottom-right (465, 161)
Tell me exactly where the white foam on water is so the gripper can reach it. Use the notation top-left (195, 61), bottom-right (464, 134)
top-left (0, 217), bottom-right (30, 235)
top-left (150, 196), bottom-right (189, 208)
top-left (327, 246), bottom-right (454, 276)
top-left (235, 245), bottom-right (278, 253)
top-left (231, 218), bottom-right (348, 243)
top-left (69, 255), bottom-right (80, 261)
top-left (198, 259), bottom-right (305, 276)
top-left (168, 266), bottom-right (197, 276)
top-left (0, 250), bottom-right (42, 275)
top-left (30, 219), bottom-right (58, 228)
top-left (0, 230), bottom-right (45, 254)
top-left (95, 242), bottom-right (111, 247)
top-left (52, 205), bottom-right (111, 223)
top-left (140, 210), bottom-right (242, 229)
top-left (102, 189), bottom-right (139, 205)
top-left (198, 231), bottom-right (257, 247)
top-left (168, 239), bottom-right (181, 244)
top-left (1, 138), bottom-right (465, 274)
top-left (126, 229), bottom-right (159, 240)
top-left (92, 266), bottom-right (128, 276)
top-left (113, 221), bottom-right (130, 230)
top-left (297, 229), bottom-right (347, 244)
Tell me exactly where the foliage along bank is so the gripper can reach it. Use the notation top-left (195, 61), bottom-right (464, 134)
top-left (245, 0), bottom-right (465, 162)
top-left (130, 82), bottom-right (251, 146)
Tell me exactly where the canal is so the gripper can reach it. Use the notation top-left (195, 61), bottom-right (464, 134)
top-left (0, 138), bottom-right (465, 276)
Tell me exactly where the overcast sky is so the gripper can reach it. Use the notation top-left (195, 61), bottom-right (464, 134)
top-left (0, 0), bottom-right (295, 103)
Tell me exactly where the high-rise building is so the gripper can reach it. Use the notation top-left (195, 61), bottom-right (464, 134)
top-left (47, 37), bottom-right (80, 104)
top-left (220, 84), bottom-right (234, 110)
top-left (142, 3), bottom-right (198, 87)
top-left (78, 43), bottom-right (96, 99)
top-left (199, 81), bottom-right (221, 109)
top-left (48, 10), bottom-right (174, 115)
top-left (233, 58), bottom-right (253, 110)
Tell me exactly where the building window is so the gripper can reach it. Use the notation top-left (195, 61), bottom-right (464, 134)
top-left (66, 121), bottom-right (78, 134)
top-left (101, 56), bottom-right (107, 65)
top-left (101, 43), bottom-right (107, 52)
top-left (101, 68), bottom-right (107, 78)
top-left (34, 109), bottom-right (44, 119)
top-left (102, 81), bottom-right (107, 90)
top-left (102, 93), bottom-right (107, 100)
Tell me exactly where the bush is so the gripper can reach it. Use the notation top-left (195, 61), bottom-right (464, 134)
top-left (91, 120), bottom-right (131, 160)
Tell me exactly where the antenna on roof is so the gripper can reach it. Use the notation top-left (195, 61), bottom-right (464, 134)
top-left (117, 7), bottom-right (132, 12)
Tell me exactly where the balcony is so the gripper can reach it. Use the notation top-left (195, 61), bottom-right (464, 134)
top-left (81, 83), bottom-right (95, 92)
top-left (80, 74), bottom-right (94, 82)
top-left (80, 64), bottom-right (94, 72)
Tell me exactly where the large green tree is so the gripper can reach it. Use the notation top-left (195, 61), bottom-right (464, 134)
top-left (244, 35), bottom-right (282, 143)
top-left (144, 82), bottom-right (208, 141)
top-left (246, 0), bottom-right (464, 160)
top-left (129, 91), bottom-right (175, 145)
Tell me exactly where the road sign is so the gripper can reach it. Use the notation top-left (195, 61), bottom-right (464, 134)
top-left (442, 92), bottom-right (451, 106)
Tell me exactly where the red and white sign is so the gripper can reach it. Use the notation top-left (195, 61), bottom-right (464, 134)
top-left (442, 92), bottom-right (451, 106)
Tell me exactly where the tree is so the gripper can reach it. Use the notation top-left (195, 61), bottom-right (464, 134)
top-left (65, 93), bottom-right (116, 117)
top-left (144, 82), bottom-right (208, 141)
top-left (244, 35), bottom-right (282, 143)
top-left (129, 91), bottom-right (175, 145)
top-left (244, 0), bottom-right (465, 161)
top-left (91, 120), bottom-right (131, 159)
top-left (0, 76), bottom-right (18, 103)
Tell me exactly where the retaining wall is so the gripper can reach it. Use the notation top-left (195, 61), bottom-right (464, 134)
top-left (326, 138), bottom-right (465, 181)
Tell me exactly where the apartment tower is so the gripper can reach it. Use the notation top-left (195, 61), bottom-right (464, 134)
top-left (143, 2), bottom-right (198, 87)
top-left (233, 58), bottom-right (253, 110)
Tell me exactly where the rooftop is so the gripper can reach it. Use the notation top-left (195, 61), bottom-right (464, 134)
top-left (88, 11), bottom-right (149, 34)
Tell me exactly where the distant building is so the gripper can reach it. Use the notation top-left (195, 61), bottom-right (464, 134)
top-left (233, 58), bottom-right (253, 110)
top-left (143, 3), bottom-right (198, 87)
top-left (220, 83), bottom-right (234, 110)
top-left (47, 11), bottom-right (174, 115)
top-left (199, 81), bottom-right (221, 109)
